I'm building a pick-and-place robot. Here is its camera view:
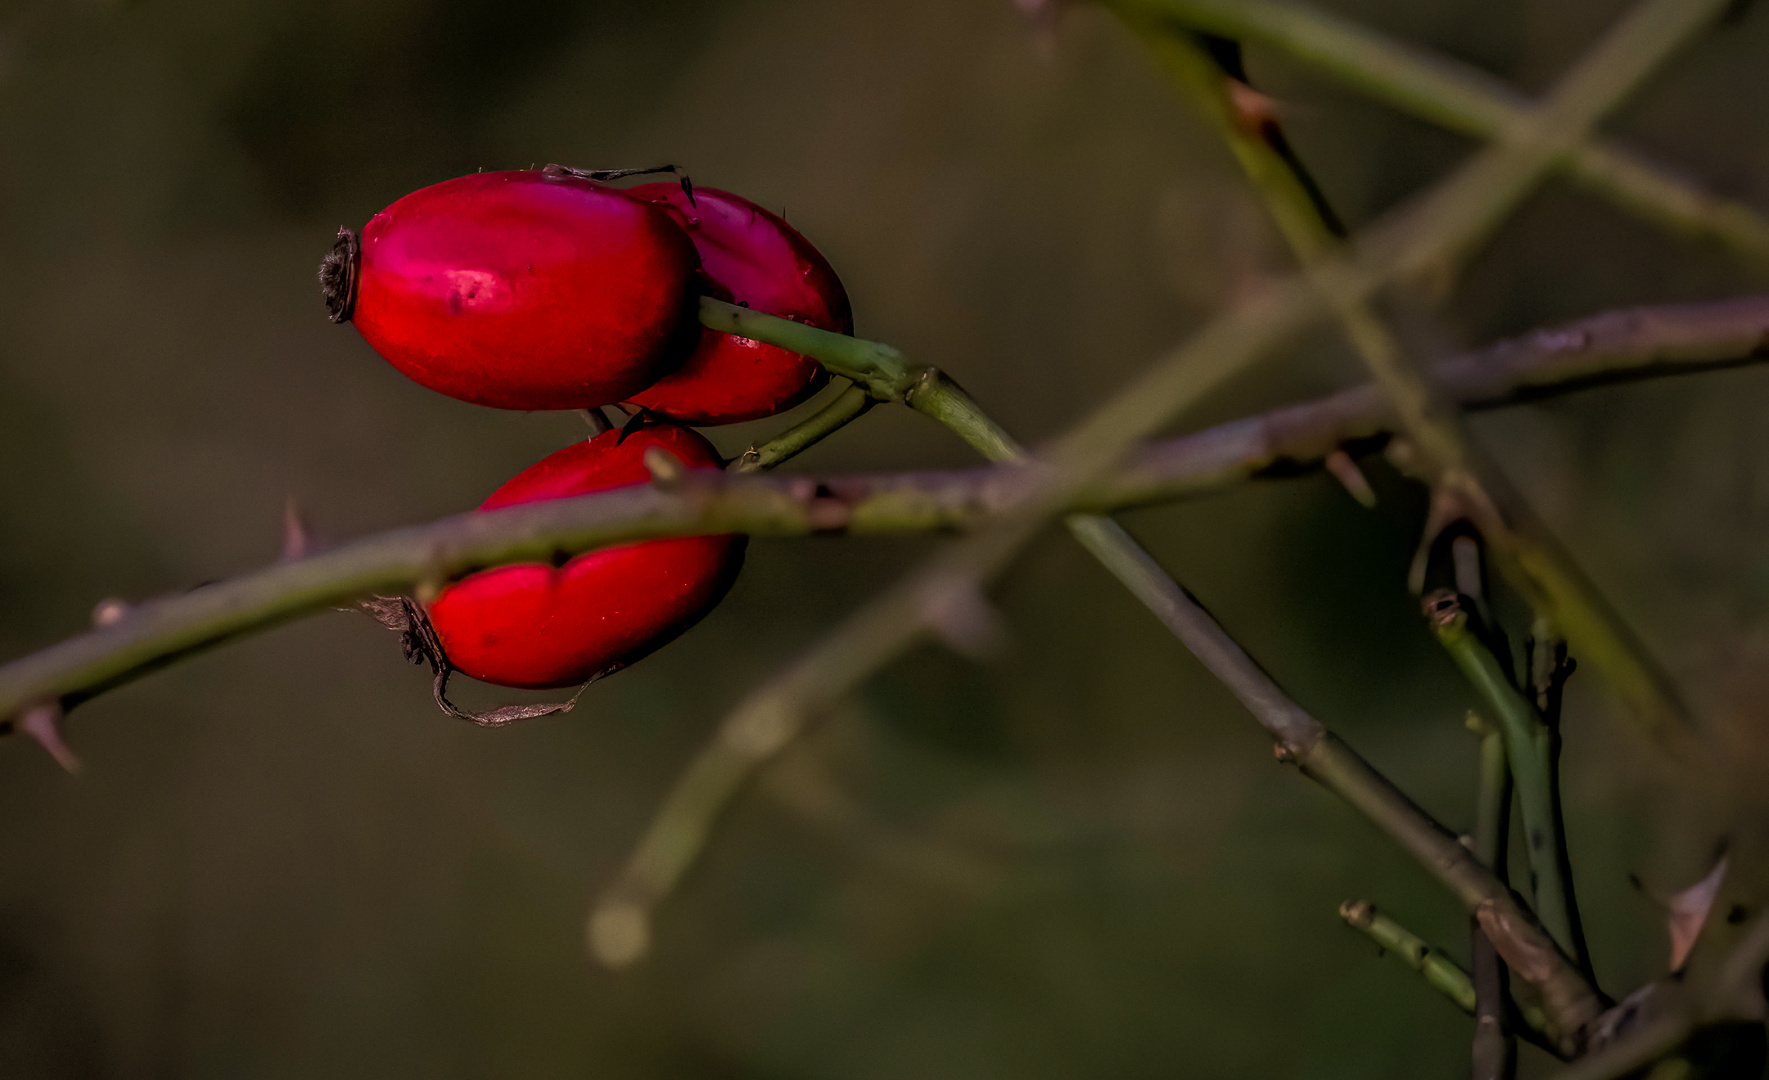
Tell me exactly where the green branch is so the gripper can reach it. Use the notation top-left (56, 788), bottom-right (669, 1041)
top-left (1470, 714), bottom-right (1522, 1078)
top-left (1341, 899), bottom-right (1480, 1014)
top-left (2, 295), bottom-right (1762, 731)
top-left (698, 299), bottom-right (916, 402)
top-left (1471, 715), bottom-right (1512, 874)
top-left (1301, 730), bottom-right (1602, 1052)
top-left (1339, 896), bottom-right (1557, 1061)
top-left (1110, 0), bottom-right (1769, 265)
top-left (1430, 594), bottom-right (1582, 967)
top-left (732, 379), bottom-right (876, 473)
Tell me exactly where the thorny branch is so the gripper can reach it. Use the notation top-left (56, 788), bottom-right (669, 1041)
top-left (1083, 541), bottom-right (1604, 1051)
top-left (2, 293), bottom-right (1764, 733)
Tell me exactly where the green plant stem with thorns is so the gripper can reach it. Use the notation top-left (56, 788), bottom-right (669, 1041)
top-left (1, 295), bottom-right (1762, 734)
top-left (1110, 0), bottom-right (1769, 266)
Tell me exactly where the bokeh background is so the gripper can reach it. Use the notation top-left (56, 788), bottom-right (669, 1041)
top-left (4, 0), bottom-right (1769, 1075)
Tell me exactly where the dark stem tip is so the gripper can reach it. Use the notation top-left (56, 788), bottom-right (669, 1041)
top-left (1422, 588), bottom-right (1464, 627)
top-left (541, 162), bottom-right (686, 184)
top-left (541, 163), bottom-right (694, 203)
top-left (319, 228), bottom-right (360, 324)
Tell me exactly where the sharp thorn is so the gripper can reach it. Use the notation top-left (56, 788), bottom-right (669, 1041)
top-left (282, 497), bottom-right (312, 561)
top-left (1323, 449), bottom-right (1377, 508)
top-left (20, 704), bottom-right (82, 775)
top-left (1667, 853), bottom-right (1730, 971)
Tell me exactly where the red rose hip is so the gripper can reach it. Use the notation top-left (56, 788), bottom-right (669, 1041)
top-left (322, 168), bottom-right (700, 411)
top-left (624, 184), bottom-right (852, 425)
top-left (427, 424), bottom-right (745, 689)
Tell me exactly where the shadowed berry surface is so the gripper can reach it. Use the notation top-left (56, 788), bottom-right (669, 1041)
top-left (428, 424), bottom-right (744, 688)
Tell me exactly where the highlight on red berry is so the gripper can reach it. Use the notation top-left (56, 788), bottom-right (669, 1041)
top-left (425, 422), bottom-right (745, 689)
top-left (321, 167), bottom-right (700, 411)
top-left (624, 183), bottom-right (852, 425)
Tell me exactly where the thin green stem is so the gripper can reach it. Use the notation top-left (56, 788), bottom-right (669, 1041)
top-left (1301, 732), bottom-right (1599, 1052)
top-left (903, 371), bottom-right (1026, 461)
top-left (902, 354), bottom-right (1330, 747)
top-left (732, 380), bottom-right (876, 473)
top-left (1471, 715), bottom-right (1521, 1078)
top-left (1339, 895), bottom-right (1555, 1061)
top-left (699, 298), bottom-right (915, 402)
top-left (1431, 597), bottom-right (1582, 969)
top-left (1111, 0), bottom-right (1769, 266)
top-left (1472, 720), bottom-right (1513, 873)
top-left (1528, 624), bottom-right (1593, 984)
top-left (1341, 898), bottom-right (1479, 1014)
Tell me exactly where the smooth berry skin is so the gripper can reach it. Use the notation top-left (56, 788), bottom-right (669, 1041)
top-left (624, 184), bottom-right (852, 425)
top-left (427, 425), bottom-right (744, 689)
top-left (350, 170), bottom-right (700, 411)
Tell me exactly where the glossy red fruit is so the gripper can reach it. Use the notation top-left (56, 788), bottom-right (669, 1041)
top-left (321, 167), bottom-right (700, 411)
top-left (427, 424), bottom-right (744, 689)
top-left (624, 183), bottom-right (852, 425)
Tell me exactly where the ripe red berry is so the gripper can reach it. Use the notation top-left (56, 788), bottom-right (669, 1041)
top-left (321, 168), bottom-right (700, 411)
top-left (623, 184), bottom-right (852, 425)
top-left (426, 423), bottom-right (744, 689)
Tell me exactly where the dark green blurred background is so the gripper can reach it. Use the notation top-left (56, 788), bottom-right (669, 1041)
top-left (3, 0), bottom-right (1769, 1075)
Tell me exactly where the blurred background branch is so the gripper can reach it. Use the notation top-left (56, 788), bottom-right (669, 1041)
top-left (1122, 1), bottom-right (1707, 749)
top-left (1113, 0), bottom-right (1769, 265)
